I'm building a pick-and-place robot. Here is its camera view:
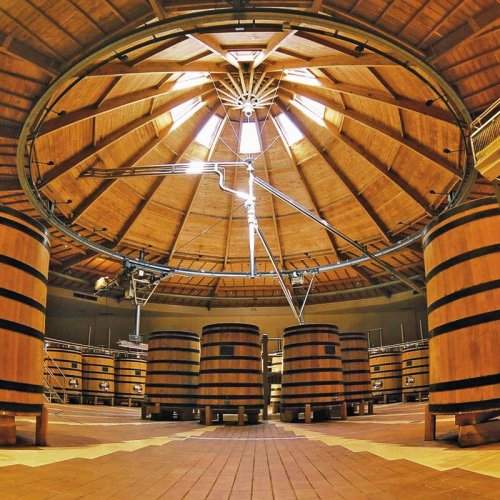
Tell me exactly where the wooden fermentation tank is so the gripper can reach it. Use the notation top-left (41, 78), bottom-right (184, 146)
top-left (0, 206), bottom-right (50, 445)
top-left (198, 323), bottom-right (263, 424)
top-left (145, 330), bottom-right (200, 420)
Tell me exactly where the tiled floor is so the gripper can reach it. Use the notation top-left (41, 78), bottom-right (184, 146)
top-left (0, 403), bottom-right (498, 499)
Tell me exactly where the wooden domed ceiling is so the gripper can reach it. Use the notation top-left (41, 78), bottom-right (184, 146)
top-left (0, 0), bottom-right (497, 307)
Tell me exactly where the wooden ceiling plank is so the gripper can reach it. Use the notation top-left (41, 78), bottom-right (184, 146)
top-left (310, 0), bottom-right (323, 13)
top-left (115, 105), bottom-right (219, 245)
top-left (323, 121), bottom-right (435, 215)
top-left (265, 53), bottom-right (397, 72)
top-left (283, 76), bottom-right (454, 124)
top-left (0, 7), bottom-right (66, 61)
top-left (0, 31), bottom-right (59, 75)
top-left (165, 110), bottom-right (226, 264)
top-left (279, 98), bottom-right (392, 243)
top-left (253, 29), bottom-right (297, 68)
top-left (427, 3), bottom-right (499, 60)
top-left (257, 130), bottom-right (285, 267)
top-left (294, 32), bottom-right (357, 57)
top-left (281, 84), bottom-right (460, 177)
top-left (39, 81), bottom-right (214, 136)
top-left (270, 106), bottom-right (341, 261)
top-left (38, 88), bottom-right (216, 186)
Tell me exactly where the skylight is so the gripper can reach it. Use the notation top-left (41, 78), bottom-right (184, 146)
top-left (171, 97), bottom-right (203, 130)
top-left (291, 95), bottom-right (326, 127)
top-left (239, 122), bottom-right (261, 154)
top-left (195, 115), bottom-right (222, 148)
top-left (284, 68), bottom-right (320, 86)
top-left (172, 72), bottom-right (209, 91)
top-left (229, 50), bottom-right (260, 62)
top-left (276, 113), bottom-right (303, 145)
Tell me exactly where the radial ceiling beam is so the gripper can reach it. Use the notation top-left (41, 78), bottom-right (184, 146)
top-left (269, 112), bottom-right (341, 261)
top-left (280, 83), bottom-right (460, 177)
top-left (277, 98), bottom-right (392, 243)
top-left (0, 178), bottom-right (22, 191)
top-left (294, 32), bottom-right (357, 57)
top-left (0, 31), bottom-right (59, 75)
top-left (56, 250), bottom-right (98, 272)
top-left (427, 4), bottom-right (499, 61)
top-left (38, 80), bottom-right (215, 136)
top-left (114, 106), bottom-right (220, 245)
top-left (188, 34), bottom-right (240, 68)
top-left (253, 29), bottom-right (297, 68)
top-left (130, 35), bottom-right (188, 66)
top-left (38, 88), bottom-right (216, 186)
top-left (265, 53), bottom-right (398, 72)
top-left (147, 0), bottom-right (166, 20)
top-left (323, 121), bottom-right (435, 216)
top-left (89, 61), bottom-right (229, 76)
top-left (282, 75), bottom-right (455, 124)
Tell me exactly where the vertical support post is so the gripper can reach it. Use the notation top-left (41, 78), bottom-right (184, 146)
top-left (262, 334), bottom-right (269, 421)
top-left (379, 329), bottom-right (383, 347)
top-left (87, 325), bottom-right (92, 346)
top-left (368, 401), bottom-right (374, 414)
top-left (238, 406), bottom-right (245, 426)
top-left (400, 323), bottom-right (405, 343)
top-left (424, 404), bottom-right (436, 441)
top-left (340, 402), bottom-right (347, 420)
top-left (205, 406), bottom-right (212, 426)
top-left (419, 319), bottom-right (424, 340)
top-left (359, 400), bottom-right (365, 416)
top-left (134, 304), bottom-right (141, 338)
top-left (0, 416), bottom-right (16, 445)
top-left (304, 404), bottom-right (311, 423)
top-left (107, 327), bottom-right (112, 349)
top-left (141, 402), bottom-right (147, 420)
top-left (35, 406), bottom-right (48, 446)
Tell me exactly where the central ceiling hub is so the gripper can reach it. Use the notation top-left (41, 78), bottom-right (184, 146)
top-left (217, 71), bottom-right (278, 116)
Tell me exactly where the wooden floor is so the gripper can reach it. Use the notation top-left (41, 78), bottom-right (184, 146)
top-left (1, 402), bottom-right (499, 499)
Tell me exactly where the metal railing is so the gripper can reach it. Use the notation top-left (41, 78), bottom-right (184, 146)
top-left (470, 98), bottom-right (499, 164)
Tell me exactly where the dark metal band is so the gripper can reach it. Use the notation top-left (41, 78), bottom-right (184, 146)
top-left (430, 373), bottom-right (500, 392)
top-left (427, 279), bottom-right (500, 315)
top-left (426, 244), bottom-right (499, 282)
top-left (0, 215), bottom-right (50, 249)
top-left (0, 318), bottom-right (44, 341)
top-left (0, 378), bottom-right (44, 393)
top-left (0, 287), bottom-right (46, 314)
top-left (429, 310), bottom-right (500, 337)
top-left (429, 398), bottom-right (500, 414)
top-left (0, 254), bottom-right (48, 284)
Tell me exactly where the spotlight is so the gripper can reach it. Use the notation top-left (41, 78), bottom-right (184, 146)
top-left (429, 189), bottom-right (447, 195)
top-left (425, 94), bottom-right (445, 107)
top-left (45, 107), bottom-right (67, 116)
top-left (354, 41), bottom-right (367, 54)
top-left (114, 51), bottom-right (128, 61)
top-left (32, 160), bottom-right (55, 166)
top-left (443, 148), bottom-right (464, 154)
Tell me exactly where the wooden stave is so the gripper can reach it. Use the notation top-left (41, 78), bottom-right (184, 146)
top-left (339, 332), bottom-right (373, 402)
top-left (146, 330), bottom-right (200, 408)
top-left (45, 347), bottom-right (82, 395)
top-left (82, 353), bottom-right (115, 397)
top-left (0, 206), bottom-right (50, 413)
top-left (281, 324), bottom-right (344, 408)
top-left (369, 352), bottom-right (402, 397)
top-left (423, 197), bottom-right (500, 414)
top-left (114, 357), bottom-right (146, 399)
top-left (198, 323), bottom-right (263, 410)
top-left (402, 346), bottom-right (429, 394)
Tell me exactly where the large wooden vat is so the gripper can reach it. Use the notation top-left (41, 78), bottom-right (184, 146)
top-left (146, 330), bottom-right (199, 412)
top-left (0, 206), bottom-right (50, 414)
top-left (423, 197), bottom-right (500, 415)
top-left (339, 332), bottom-right (372, 403)
top-left (82, 352), bottom-right (115, 401)
top-left (115, 354), bottom-right (146, 403)
top-left (198, 323), bottom-right (263, 416)
top-left (45, 345), bottom-right (82, 400)
top-left (369, 349), bottom-right (402, 402)
top-left (402, 342), bottom-right (429, 400)
top-left (281, 324), bottom-right (344, 413)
